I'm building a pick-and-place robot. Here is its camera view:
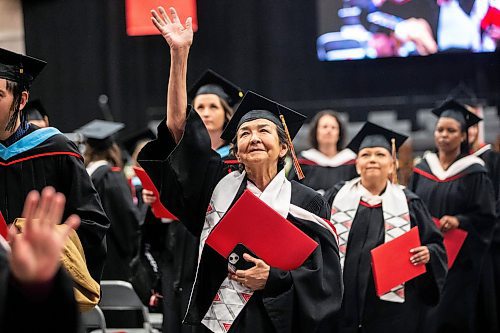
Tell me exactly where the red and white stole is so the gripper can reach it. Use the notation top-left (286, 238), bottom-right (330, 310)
top-left (330, 178), bottom-right (410, 303)
top-left (196, 169), bottom-right (335, 333)
top-left (471, 144), bottom-right (491, 157)
top-left (301, 148), bottom-right (356, 167)
top-left (424, 152), bottom-right (484, 180)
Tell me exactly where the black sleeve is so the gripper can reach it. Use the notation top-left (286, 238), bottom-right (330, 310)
top-left (59, 154), bottom-right (110, 283)
top-left (455, 173), bottom-right (496, 245)
top-left (3, 269), bottom-right (79, 332)
top-left (98, 171), bottom-right (141, 260)
top-left (138, 108), bottom-right (227, 237)
top-left (408, 193), bottom-right (448, 305)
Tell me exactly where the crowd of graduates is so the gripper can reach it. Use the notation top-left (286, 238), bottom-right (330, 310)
top-left (0, 5), bottom-right (499, 333)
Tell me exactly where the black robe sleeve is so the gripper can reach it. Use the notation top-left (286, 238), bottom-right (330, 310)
top-left (0, 247), bottom-right (79, 333)
top-left (260, 186), bottom-right (342, 333)
top-left (58, 153), bottom-right (110, 282)
top-left (92, 168), bottom-right (141, 280)
top-left (405, 190), bottom-right (448, 305)
top-left (138, 108), bottom-right (227, 237)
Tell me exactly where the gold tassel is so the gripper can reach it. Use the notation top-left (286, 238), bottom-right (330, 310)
top-left (391, 138), bottom-right (398, 184)
top-left (279, 114), bottom-right (305, 180)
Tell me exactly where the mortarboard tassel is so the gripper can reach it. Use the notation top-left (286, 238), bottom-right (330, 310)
top-left (279, 114), bottom-right (305, 180)
top-left (391, 138), bottom-right (398, 184)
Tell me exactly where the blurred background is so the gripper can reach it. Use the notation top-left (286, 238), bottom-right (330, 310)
top-left (1, 0), bottom-right (499, 153)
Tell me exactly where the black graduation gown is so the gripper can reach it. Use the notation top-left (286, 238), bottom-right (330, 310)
top-left (408, 158), bottom-right (496, 333)
top-left (0, 124), bottom-right (109, 282)
top-left (288, 153), bottom-right (357, 193)
top-left (0, 244), bottom-right (79, 333)
top-left (324, 183), bottom-right (447, 333)
top-left (90, 164), bottom-right (140, 281)
top-left (138, 109), bottom-right (342, 333)
top-left (473, 146), bottom-right (500, 333)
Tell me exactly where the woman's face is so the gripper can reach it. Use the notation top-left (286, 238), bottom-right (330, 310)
top-left (434, 117), bottom-right (465, 154)
top-left (194, 94), bottom-right (226, 132)
top-left (468, 124), bottom-right (479, 145)
top-left (356, 147), bottom-right (394, 182)
top-left (316, 115), bottom-right (340, 148)
top-left (235, 119), bottom-right (287, 168)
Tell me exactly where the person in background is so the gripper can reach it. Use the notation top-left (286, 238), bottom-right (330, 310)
top-left (289, 110), bottom-right (357, 194)
top-left (467, 103), bottom-right (500, 333)
top-left (142, 69), bottom-right (244, 333)
top-left (78, 119), bottom-right (141, 282)
top-left (0, 187), bottom-right (80, 332)
top-left (324, 122), bottom-right (447, 333)
top-left (0, 47), bottom-right (109, 282)
top-left (25, 99), bottom-right (49, 128)
top-left (408, 99), bottom-right (496, 333)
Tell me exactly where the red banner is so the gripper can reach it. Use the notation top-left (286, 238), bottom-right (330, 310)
top-left (125, 0), bottom-right (198, 36)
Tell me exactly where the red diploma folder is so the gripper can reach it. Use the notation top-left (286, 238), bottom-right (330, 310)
top-left (432, 217), bottom-right (468, 269)
top-left (0, 211), bottom-right (7, 240)
top-left (133, 166), bottom-right (177, 220)
top-left (370, 227), bottom-right (426, 296)
top-left (205, 190), bottom-right (318, 271)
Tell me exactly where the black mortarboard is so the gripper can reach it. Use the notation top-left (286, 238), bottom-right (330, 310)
top-left (431, 99), bottom-right (482, 129)
top-left (121, 126), bottom-right (157, 155)
top-left (188, 69), bottom-right (244, 107)
top-left (0, 48), bottom-right (46, 90)
top-left (347, 122), bottom-right (408, 154)
top-left (76, 119), bottom-right (125, 151)
top-left (220, 91), bottom-right (306, 141)
top-left (25, 99), bottom-right (48, 121)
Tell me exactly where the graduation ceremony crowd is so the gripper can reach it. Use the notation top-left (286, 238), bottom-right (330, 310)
top-left (0, 5), bottom-right (499, 333)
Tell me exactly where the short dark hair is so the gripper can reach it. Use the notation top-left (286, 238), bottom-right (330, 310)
top-left (5, 79), bottom-right (24, 132)
top-left (308, 110), bottom-right (345, 151)
top-left (230, 122), bottom-right (290, 172)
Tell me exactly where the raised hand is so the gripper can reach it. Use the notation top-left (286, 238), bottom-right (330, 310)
top-left (151, 6), bottom-right (193, 50)
top-left (8, 187), bottom-right (80, 284)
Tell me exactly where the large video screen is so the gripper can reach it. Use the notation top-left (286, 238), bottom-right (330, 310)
top-left (316, 0), bottom-right (499, 61)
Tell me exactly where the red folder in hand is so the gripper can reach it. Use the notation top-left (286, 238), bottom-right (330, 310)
top-left (205, 190), bottom-right (318, 271)
top-left (133, 166), bottom-right (177, 220)
top-left (0, 211), bottom-right (7, 240)
top-left (370, 227), bottom-right (426, 296)
top-left (432, 217), bottom-right (468, 269)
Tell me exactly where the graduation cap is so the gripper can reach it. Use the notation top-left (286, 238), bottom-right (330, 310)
top-left (121, 126), bottom-right (157, 155)
top-left (431, 99), bottom-right (482, 129)
top-left (0, 48), bottom-right (46, 90)
top-left (188, 69), bottom-right (244, 107)
top-left (347, 122), bottom-right (408, 154)
top-left (221, 91), bottom-right (307, 179)
top-left (347, 122), bottom-right (408, 183)
top-left (76, 119), bottom-right (125, 151)
top-left (25, 99), bottom-right (48, 121)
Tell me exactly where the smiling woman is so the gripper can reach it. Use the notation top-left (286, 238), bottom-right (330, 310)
top-left (324, 122), bottom-right (447, 333)
top-left (137, 6), bottom-right (342, 333)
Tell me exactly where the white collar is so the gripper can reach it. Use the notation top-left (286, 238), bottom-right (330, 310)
top-left (424, 152), bottom-right (484, 180)
top-left (472, 144), bottom-right (491, 157)
top-left (86, 160), bottom-right (109, 177)
top-left (301, 148), bottom-right (356, 167)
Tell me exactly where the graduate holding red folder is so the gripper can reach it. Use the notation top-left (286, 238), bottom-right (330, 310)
top-left (138, 7), bottom-right (342, 333)
top-left (325, 122), bottom-right (447, 333)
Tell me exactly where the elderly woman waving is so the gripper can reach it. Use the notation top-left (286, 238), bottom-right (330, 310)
top-left (138, 7), bottom-right (342, 333)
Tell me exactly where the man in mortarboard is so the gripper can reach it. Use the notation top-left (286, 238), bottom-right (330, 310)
top-left (137, 7), bottom-right (342, 333)
top-left (408, 99), bottom-right (496, 333)
top-left (324, 122), bottom-right (447, 333)
top-left (0, 47), bottom-right (109, 284)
